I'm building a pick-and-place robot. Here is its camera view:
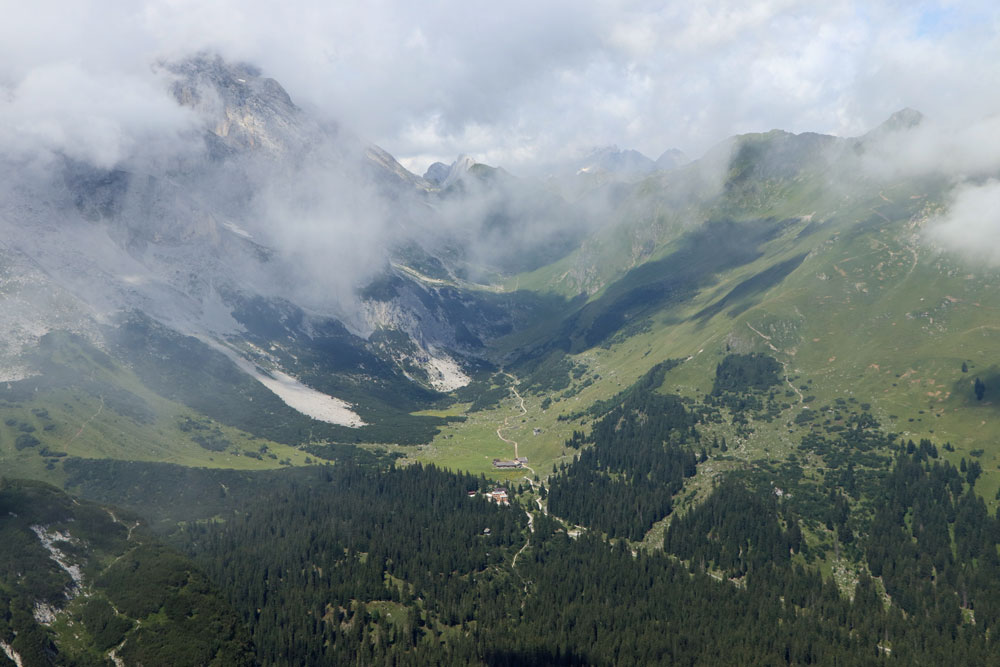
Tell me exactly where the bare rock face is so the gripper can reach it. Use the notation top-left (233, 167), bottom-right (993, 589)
top-left (164, 54), bottom-right (428, 191)
top-left (423, 162), bottom-right (450, 185)
top-left (0, 52), bottom-right (518, 410)
top-left (166, 54), bottom-right (307, 157)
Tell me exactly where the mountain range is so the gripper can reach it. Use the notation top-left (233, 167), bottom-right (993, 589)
top-left (4, 54), bottom-right (1000, 664)
top-left (2, 54), bottom-right (997, 477)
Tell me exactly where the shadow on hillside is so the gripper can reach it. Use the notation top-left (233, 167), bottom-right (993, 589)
top-left (950, 365), bottom-right (1000, 408)
top-left (691, 252), bottom-right (808, 324)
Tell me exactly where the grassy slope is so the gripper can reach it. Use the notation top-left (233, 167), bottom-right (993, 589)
top-left (0, 334), bottom-right (311, 484)
top-left (420, 174), bottom-right (1000, 519)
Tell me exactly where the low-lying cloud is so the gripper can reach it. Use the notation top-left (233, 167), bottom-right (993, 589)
top-left (0, 61), bottom-right (201, 170)
top-left (4, 1), bottom-right (1000, 175)
top-left (860, 115), bottom-right (1000, 182)
top-left (927, 180), bottom-right (1000, 266)
top-left (3, 0), bottom-right (1000, 330)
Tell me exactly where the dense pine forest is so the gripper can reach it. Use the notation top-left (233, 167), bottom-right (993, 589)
top-left (164, 451), bottom-right (1000, 665)
top-left (546, 389), bottom-right (698, 540)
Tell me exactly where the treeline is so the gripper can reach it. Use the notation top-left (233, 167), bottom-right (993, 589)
top-left (706, 352), bottom-right (784, 420)
top-left (712, 352), bottom-right (782, 395)
top-left (546, 390), bottom-right (698, 540)
top-left (582, 359), bottom-right (683, 419)
top-left (797, 411), bottom-right (894, 477)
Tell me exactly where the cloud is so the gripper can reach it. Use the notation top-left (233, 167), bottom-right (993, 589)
top-left (4, 1), bottom-right (1000, 176)
top-left (859, 114), bottom-right (1000, 181)
top-left (0, 61), bottom-right (200, 169)
top-left (927, 180), bottom-right (1000, 265)
top-left (3, 0), bottom-right (1000, 350)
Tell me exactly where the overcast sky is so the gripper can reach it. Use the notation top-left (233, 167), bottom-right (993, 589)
top-left (2, 0), bottom-right (999, 175)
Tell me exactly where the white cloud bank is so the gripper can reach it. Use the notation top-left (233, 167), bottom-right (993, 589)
top-left (3, 1), bottom-right (1000, 174)
top-left (927, 180), bottom-right (1000, 265)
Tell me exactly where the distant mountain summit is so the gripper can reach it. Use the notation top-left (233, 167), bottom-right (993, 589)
top-left (166, 53), bottom-right (304, 156)
top-left (442, 154), bottom-right (479, 187)
top-left (655, 148), bottom-right (689, 171)
top-left (878, 107), bottom-right (925, 132)
top-left (575, 146), bottom-right (656, 179)
top-left (858, 107), bottom-right (925, 147)
top-left (422, 155), bottom-right (487, 188)
top-left (423, 161), bottom-right (451, 185)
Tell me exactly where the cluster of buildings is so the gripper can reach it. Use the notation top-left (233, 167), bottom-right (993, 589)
top-left (487, 487), bottom-right (509, 505)
top-left (492, 456), bottom-right (528, 469)
top-left (467, 487), bottom-right (510, 505)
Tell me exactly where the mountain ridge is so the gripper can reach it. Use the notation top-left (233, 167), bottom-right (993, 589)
top-left (2, 54), bottom-right (996, 499)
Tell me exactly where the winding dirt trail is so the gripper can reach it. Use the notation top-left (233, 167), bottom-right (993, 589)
top-left (745, 323), bottom-right (803, 405)
top-left (512, 510), bottom-right (534, 569)
top-left (105, 508), bottom-right (140, 542)
top-left (522, 476), bottom-right (548, 515)
top-left (784, 374), bottom-right (804, 404)
top-left (496, 371), bottom-right (527, 459)
top-left (493, 371), bottom-right (540, 575)
top-left (745, 323), bottom-right (779, 353)
top-left (66, 395), bottom-right (104, 446)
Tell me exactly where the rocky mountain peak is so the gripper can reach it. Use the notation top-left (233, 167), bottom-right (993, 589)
top-left (163, 53), bottom-right (306, 156)
top-left (881, 107), bottom-right (924, 131)
top-left (442, 155), bottom-right (479, 188)
top-left (423, 162), bottom-right (451, 185)
top-left (575, 146), bottom-right (656, 180)
top-left (655, 148), bottom-right (689, 171)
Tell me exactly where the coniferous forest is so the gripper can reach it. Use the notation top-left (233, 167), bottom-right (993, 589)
top-left (546, 389), bottom-right (698, 540)
top-left (8, 356), bottom-right (1000, 664)
top-left (162, 451), bottom-right (1000, 666)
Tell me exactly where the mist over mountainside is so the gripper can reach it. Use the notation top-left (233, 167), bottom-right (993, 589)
top-left (0, 56), bottom-right (562, 396)
top-left (573, 146), bottom-right (657, 179)
top-left (2, 52), bottom-right (999, 454)
top-left (8, 48), bottom-right (1000, 665)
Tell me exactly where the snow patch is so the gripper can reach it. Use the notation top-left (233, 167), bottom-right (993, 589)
top-left (248, 366), bottom-right (367, 427)
top-left (207, 339), bottom-right (366, 427)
